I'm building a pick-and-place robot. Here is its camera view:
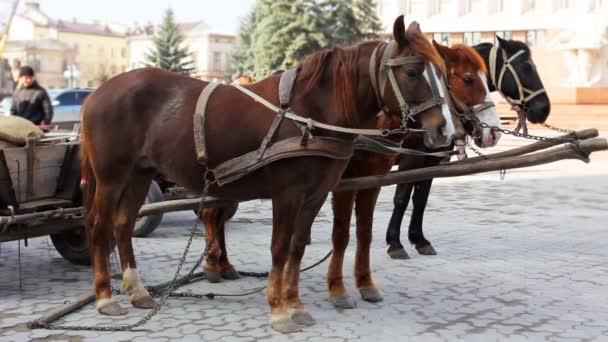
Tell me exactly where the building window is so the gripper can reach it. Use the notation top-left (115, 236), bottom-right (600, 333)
top-left (213, 52), bottom-right (221, 72)
top-left (432, 0), bottom-right (453, 15)
top-left (121, 48), bottom-right (126, 58)
top-left (405, 0), bottom-right (427, 16)
top-left (496, 31), bottom-right (513, 43)
top-left (522, 0), bottom-right (538, 12)
top-left (463, 0), bottom-right (484, 15)
top-left (554, 0), bottom-right (572, 10)
top-left (526, 30), bottom-right (544, 46)
top-left (433, 32), bottom-right (451, 46)
top-left (464, 32), bottom-right (481, 46)
top-left (494, 0), bottom-right (505, 12)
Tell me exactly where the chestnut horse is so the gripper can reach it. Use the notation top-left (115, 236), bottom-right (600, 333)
top-left (385, 37), bottom-right (551, 259)
top-left (325, 42), bottom-right (501, 308)
top-left (82, 16), bottom-right (453, 333)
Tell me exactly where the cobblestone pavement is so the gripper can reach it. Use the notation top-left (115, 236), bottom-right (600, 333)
top-left (1, 131), bottom-right (607, 341)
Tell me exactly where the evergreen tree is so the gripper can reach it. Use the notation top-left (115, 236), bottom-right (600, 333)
top-left (352, 0), bottom-right (383, 38)
top-left (145, 8), bottom-right (195, 75)
top-left (233, 0), bottom-right (383, 80)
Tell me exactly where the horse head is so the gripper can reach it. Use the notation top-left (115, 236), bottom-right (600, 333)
top-left (433, 41), bottom-right (502, 148)
top-left (374, 17), bottom-right (455, 149)
top-left (494, 36), bottom-right (550, 124)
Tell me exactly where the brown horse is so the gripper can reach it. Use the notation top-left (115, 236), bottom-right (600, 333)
top-left (81, 16), bottom-right (453, 332)
top-left (326, 42), bottom-right (500, 308)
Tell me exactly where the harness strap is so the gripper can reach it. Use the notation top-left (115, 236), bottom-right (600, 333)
top-left (354, 135), bottom-right (455, 157)
top-left (193, 82), bottom-right (220, 162)
top-left (232, 83), bottom-right (388, 136)
top-left (279, 68), bottom-right (298, 109)
top-left (378, 41), bottom-right (394, 98)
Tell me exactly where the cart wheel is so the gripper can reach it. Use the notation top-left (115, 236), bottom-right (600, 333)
top-left (133, 181), bottom-right (164, 238)
top-left (50, 226), bottom-right (90, 266)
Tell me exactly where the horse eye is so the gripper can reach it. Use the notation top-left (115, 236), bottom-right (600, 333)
top-left (406, 69), bottom-right (419, 78)
top-left (463, 75), bottom-right (474, 85)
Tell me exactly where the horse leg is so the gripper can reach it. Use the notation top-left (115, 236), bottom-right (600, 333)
top-left (283, 195), bottom-right (327, 326)
top-left (386, 182), bottom-right (414, 259)
top-left (90, 182), bottom-right (127, 316)
top-left (116, 173), bottom-right (158, 309)
top-left (354, 188), bottom-right (383, 303)
top-left (409, 179), bottom-right (437, 256)
top-left (327, 191), bottom-right (357, 309)
top-left (267, 194), bottom-right (304, 333)
top-left (202, 207), bottom-right (240, 281)
top-left (202, 207), bottom-right (228, 283)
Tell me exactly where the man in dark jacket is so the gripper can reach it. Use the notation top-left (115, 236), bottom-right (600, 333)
top-left (10, 66), bottom-right (53, 125)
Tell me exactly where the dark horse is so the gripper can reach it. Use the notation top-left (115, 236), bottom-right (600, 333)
top-left (385, 37), bottom-right (551, 259)
top-left (82, 16), bottom-right (453, 333)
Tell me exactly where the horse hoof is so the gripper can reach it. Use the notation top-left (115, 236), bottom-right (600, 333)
top-left (387, 246), bottom-right (410, 260)
top-left (97, 298), bottom-right (127, 316)
top-left (329, 294), bottom-right (357, 309)
top-left (417, 244), bottom-right (437, 256)
top-left (205, 270), bottom-right (222, 283)
top-left (289, 308), bottom-right (316, 326)
top-left (270, 314), bottom-right (302, 333)
top-left (360, 287), bottom-right (384, 303)
top-left (221, 267), bottom-right (241, 280)
top-left (132, 295), bottom-right (158, 309)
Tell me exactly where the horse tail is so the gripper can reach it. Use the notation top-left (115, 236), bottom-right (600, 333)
top-left (80, 128), bottom-right (96, 224)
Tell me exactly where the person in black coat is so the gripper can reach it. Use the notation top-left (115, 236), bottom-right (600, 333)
top-left (10, 66), bottom-right (53, 125)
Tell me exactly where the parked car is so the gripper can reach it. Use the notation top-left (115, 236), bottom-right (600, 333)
top-left (48, 88), bottom-right (94, 127)
top-left (0, 96), bottom-right (12, 115)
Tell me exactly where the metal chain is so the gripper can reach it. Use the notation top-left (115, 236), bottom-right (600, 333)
top-left (30, 219), bottom-right (206, 331)
top-left (454, 111), bottom-right (579, 144)
top-left (540, 122), bottom-right (576, 134)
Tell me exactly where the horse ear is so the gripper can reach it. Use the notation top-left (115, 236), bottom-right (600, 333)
top-left (496, 36), bottom-right (508, 48)
top-left (392, 15), bottom-right (408, 46)
top-left (432, 40), bottom-right (457, 69)
top-left (406, 21), bottom-right (422, 36)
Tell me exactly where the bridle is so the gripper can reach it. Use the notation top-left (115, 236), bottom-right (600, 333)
top-left (489, 45), bottom-right (546, 110)
top-left (369, 40), bottom-right (448, 136)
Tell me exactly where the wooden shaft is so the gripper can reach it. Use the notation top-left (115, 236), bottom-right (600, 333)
top-left (447, 129), bottom-right (598, 166)
top-left (334, 138), bottom-right (608, 192)
top-left (27, 293), bottom-right (96, 328)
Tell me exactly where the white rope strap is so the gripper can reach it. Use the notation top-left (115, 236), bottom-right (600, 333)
top-left (232, 83), bottom-right (387, 137)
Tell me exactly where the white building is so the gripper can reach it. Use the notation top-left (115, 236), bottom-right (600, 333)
top-left (377, 0), bottom-right (608, 104)
top-left (127, 22), bottom-right (236, 82)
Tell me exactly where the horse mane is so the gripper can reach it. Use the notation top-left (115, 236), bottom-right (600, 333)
top-left (451, 44), bottom-right (488, 74)
top-left (298, 41), bottom-right (376, 125)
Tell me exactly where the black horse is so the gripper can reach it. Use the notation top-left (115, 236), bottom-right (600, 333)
top-left (385, 37), bottom-right (551, 259)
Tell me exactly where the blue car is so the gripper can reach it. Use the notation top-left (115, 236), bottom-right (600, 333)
top-left (48, 88), bottom-right (94, 127)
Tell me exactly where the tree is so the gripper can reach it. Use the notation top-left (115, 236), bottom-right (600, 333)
top-left (145, 8), bottom-right (195, 75)
top-left (233, 0), bottom-right (383, 80)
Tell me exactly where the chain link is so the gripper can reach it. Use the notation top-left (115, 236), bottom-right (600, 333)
top-left (30, 220), bottom-right (207, 331)
top-left (540, 122), bottom-right (576, 134)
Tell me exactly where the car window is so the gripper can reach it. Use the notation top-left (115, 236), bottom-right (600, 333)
top-left (77, 91), bottom-right (92, 105)
top-left (55, 92), bottom-right (78, 106)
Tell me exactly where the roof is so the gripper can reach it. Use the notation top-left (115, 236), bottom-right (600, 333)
top-left (52, 19), bottom-right (125, 37)
top-left (127, 21), bottom-right (209, 37)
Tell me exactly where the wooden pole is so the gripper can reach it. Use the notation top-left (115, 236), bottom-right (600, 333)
top-left (446, 129), bottom-right (598, 166)
top-left (27, 293), bottom-right (96, 328)
top-left (334, 138), bottom-right (608, 192)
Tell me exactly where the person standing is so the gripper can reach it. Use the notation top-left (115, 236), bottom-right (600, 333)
top-left (10, 66), bottom-right (53, 125)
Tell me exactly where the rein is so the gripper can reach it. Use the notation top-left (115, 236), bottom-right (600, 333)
top-left (489, 45), bottom-right (546, 109)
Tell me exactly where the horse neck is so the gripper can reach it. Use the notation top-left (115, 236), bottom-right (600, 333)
top-left (474, 43), bottom-right (498, 93)
top-left (298, 43), bottom-right (381, 132)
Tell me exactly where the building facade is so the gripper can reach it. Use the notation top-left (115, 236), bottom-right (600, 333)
top-left (377, 0), bottom-right (608, 104)
top-left (127, 22), bottom-right (236, 82)
top-left (7, 2), bottom-right (127, 88)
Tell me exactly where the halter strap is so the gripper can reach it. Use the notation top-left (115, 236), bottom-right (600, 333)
top-left (489, 45), bottom-right (546, 108)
